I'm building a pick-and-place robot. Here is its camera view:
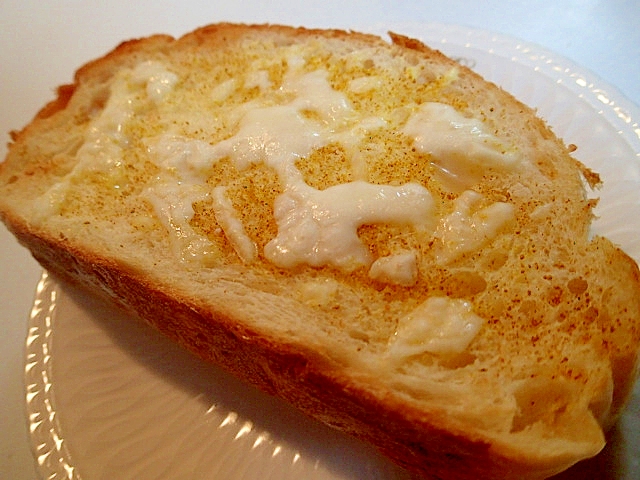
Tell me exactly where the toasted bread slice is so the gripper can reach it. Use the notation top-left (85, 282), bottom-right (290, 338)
top-left (1, 23), bottom-right (639, 479)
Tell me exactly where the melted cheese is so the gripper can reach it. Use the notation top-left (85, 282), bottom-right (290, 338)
top-left (211, 186), bottom-right (257, 263)
top-left (211, 78), bottom-right (237, 103)
top-left (387, 297), bottom-right (484, 360)
top-left (131, 60), bottom-right (179, 104)
top-left (143, 181), bottom-right (213, 263)
top-left (149, 134), bottom-right (218, 183)
top-left (298, 277), bottom-right (341, 307)
top-left (46, 57), bottom-right (515, 299)
top-left (33, 61), bottom-right (178, 219)
top-left (150, 69), bottom-right (434, 271)
top-left (144, 134), bottom-right (218, 263)
top-left (207, 70), bottom-right (354, 175)
top-left (402, 102), bottom-right (519, 191)
top-left (348, 75), bottom-right (382, 94)
top-left (368, 252), bottom-right (418, 286)
top-left (435, 190), bottom-right (515, 264)
top-left (245, 70), bottom-right (272, 91)
top-left (264, 181), bottom-right (433, 271)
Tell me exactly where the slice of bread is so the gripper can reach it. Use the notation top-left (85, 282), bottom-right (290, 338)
top-left (1, 23), bottom-right (639, 479)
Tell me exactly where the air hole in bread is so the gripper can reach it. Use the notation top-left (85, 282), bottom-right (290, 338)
top-left (443, 270), bottom-right (487, 298)
top-left (362, 58), bottom-right (375, 70)
top-left (437, 351), bottom-right (477, 369)
top-left (510, 377), bottom-right (575, 433)
top-left (518, 299), bottom-right (537, 317)
top-left (567, 277), bottom-right (588, 296)
top-left (483, 250), bottom-right (509, 270)
top-left (348, 328), bottom-right (370, 343)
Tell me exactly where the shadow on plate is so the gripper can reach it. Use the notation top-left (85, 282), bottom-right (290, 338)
top-left (56, 276), bottom-right (416, 480)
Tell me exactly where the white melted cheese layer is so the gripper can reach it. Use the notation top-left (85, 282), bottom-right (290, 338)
top-left (368, 252), bottom-right (419, 287)
top-left (148, 69), bottom-right (436, 271)
top-left (211, 186), bottom-right (258, 264)
top-left (435, 190), bottom-right (515, 265)
top-left (402, 102), bottom-right (520, 191)
top-left (32, 61), bottom-right (178, 222)
top-left (265, 181), bottom-right (433, 271)
top-left (143, 181), bottom-right (212, 262)
top-left (32, 58), bottom-right (527, 357)
top-left (387, 296), bottom-right (485, 359)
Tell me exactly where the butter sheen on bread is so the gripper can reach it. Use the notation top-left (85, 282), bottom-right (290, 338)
top-left (1, 23), bottom-right (639, 479)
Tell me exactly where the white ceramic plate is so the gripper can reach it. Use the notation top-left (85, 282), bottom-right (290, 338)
top-left (25, 24), bottom-right (640, 480)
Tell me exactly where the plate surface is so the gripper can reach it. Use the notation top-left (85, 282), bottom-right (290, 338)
top-left (25, 24), bottom-right (640, 480)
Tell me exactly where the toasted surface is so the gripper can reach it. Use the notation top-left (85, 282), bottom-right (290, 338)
top-left (1, 23), bottom-right (639, 479)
